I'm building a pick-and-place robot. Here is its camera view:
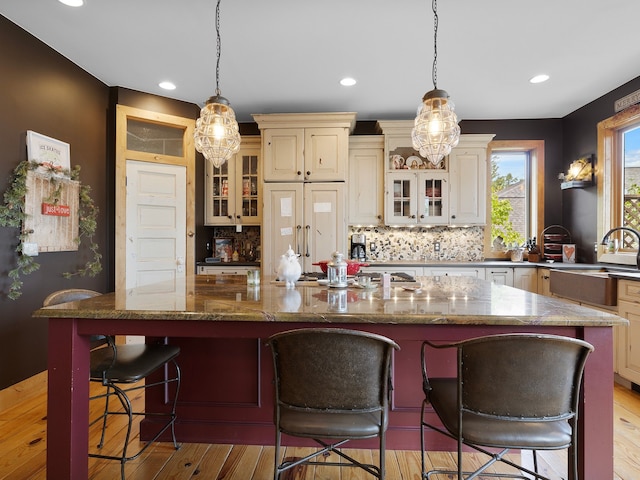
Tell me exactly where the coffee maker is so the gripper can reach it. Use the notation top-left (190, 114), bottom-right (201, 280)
top-left (350, 233), bottom-right (367, 261)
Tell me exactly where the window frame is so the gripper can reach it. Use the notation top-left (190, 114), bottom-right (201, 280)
top-left (597, 104), bottom-right (640, 265)
top-left (485, 140), bottom-right (545, 259)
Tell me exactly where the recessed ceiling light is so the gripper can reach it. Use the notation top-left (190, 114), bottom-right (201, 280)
top-left (58, 0), bottom-right (84, 6)
top-left (340, 77), bottom-right (357, 87)
top-left (159, 81), bottom-right (176, 90)
top-left (529, 74), bottom-right (550, 84)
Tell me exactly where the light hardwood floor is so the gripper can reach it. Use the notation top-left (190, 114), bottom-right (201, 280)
top-left (0, 382), bottom-right (638, 479)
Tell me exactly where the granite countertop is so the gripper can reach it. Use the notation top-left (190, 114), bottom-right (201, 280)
top-left (33, 275), bottom-right (626, 327)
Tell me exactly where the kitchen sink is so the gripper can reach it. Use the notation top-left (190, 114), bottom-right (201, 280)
top-left (549, 269), bottom-right (618, 306)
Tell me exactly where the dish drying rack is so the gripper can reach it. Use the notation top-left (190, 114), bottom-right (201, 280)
top-left (540, 225), bottom-right (572, 262)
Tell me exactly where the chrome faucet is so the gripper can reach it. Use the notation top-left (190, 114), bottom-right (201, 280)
top-left (601, 226), bottom-right (640, 269)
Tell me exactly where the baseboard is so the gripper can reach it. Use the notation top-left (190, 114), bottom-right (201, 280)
top-left (0, 370), bottom-right (47, 412)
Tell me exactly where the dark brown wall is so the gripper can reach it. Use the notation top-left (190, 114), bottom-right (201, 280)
top-left (562, 77), bottom-right (640, 263)
top-left (0, 15), bottom-right (110, 388)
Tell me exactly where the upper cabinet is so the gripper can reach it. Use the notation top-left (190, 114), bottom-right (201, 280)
top-left (448, 135), bottom-right (495, 225)
top-left (204, 136), bottom-right (261, 226)
top-left (253, 112), bottom-right (356, 182)
top-left (348, 135), bottom-right (384, 226)
top-left (378, 120), bottom-right (493, 226)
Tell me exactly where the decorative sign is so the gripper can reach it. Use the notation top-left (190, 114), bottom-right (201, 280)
top-left (41, 203), bottom-right (71, 217)
top-left (614, 88), bottom-right (640, 112)
top-left (26, 130), bottom-right (71, 172)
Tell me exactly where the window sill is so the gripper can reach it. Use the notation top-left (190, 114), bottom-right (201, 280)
top-left (599, 252), bottom-right (637, 266)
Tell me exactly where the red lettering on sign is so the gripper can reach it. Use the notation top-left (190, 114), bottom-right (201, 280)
top-left (41, 203), bottom-right (71, 217)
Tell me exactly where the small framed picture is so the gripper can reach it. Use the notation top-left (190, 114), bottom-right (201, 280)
top-left (26, 130), bottom-right (71, 173)
top-left (214, 237), bottom-right (233, 260)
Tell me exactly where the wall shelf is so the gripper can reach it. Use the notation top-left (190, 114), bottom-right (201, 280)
top-left (561, 180), bottom-right (593, 189)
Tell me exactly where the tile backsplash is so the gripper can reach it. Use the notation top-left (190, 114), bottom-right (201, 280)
top-left (349, 226), bottom-right (485, 262)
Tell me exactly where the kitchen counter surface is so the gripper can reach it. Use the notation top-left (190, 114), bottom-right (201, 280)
top-left (35, 274), bottom-right (626, 327)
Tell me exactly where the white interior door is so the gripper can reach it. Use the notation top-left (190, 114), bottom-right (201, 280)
top-left (125, 160), bottom-right (187, 290)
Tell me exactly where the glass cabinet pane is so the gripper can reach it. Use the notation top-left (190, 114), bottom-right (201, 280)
top-left (126, 118), bottom-right (184, 156)
top-left (424, 178), bottom-right (443, 217)
top-left (241, 153), bottom-right (259, 217)
top-left (393, 179), bottom-right (412, 217)
top-left (211, 163), bottom-right (230, 218)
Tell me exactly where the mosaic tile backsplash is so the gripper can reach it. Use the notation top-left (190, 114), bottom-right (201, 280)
top-left (349, 226), bottom-right (485, 262)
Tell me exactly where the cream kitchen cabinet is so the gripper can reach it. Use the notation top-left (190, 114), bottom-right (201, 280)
top-left (348, 135), bottom-right (384, 226)
top-left (360, 266), bottom-right (424, 278)
top-left (254, 112), bottom-right (356, 182)
top-left (262, 182), bottom-right (346, 275)
top-left (385, 171), bottom-right (449, 226)
top-left (424, 267), bottom-right (486, 279)
top-left (378, 121), bottom-right (493, 227)
top-left (513, 267), bottom-right (538, 292)
top-left (615, 279), bottom-right (640, 384)
top-left (486, 266), bottom-right (514, 286)
top-left (448, 134), bottom-right (495, 225)
top-left (204, 136), bottom-right (261, 226)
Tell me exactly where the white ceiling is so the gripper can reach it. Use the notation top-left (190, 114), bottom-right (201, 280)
top-left (2, 0), bottom-right (639, 123)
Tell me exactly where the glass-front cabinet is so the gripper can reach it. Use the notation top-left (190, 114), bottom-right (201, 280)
top-left (205, 136), bottom-right (261, 225)
top-left (385, 171), bottom-right (449, 225)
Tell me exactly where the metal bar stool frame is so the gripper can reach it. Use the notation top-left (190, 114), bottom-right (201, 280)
top-left (420, 333), bottom-right (593, 480)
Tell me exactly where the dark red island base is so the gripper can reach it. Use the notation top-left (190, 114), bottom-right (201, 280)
top-left (36, 275), bottom-right (626, 480)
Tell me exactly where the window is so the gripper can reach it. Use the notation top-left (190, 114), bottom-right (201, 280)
top-left (485, 141), bottom-right (544, 258)
top-left (598, 106), bottom-right (640, 265)
top-left (622, 125), bottom-right (640, 247)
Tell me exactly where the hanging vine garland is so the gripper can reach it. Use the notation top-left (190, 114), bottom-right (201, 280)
top-left (0, 160), bottom-right (102, 299)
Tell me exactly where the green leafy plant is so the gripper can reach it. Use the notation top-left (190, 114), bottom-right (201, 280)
top-left (0, 160), bottom-right (102, 299)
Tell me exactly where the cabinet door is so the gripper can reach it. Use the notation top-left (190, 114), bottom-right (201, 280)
top-left (537, 268), bottom-right (551, 296)
top-left (304, 128), bottom-right (348, 181)
top-left (514, 267), bottom-right (538, 292)
top-left (449, 147), bottom-right (487, 225)
top-left (417, 172), bottom-right (449, 225)
top-left (616, 299), bottom-right (640, 384)
top-left (385, 172), bottom-right (418, 225)
top-left (348, 138), bottom-right (384, 225)
top-left (235, 139), bottom-right (261, 225)
top-left (262, 183), bottom-right (304, 277)
top-left (486, 267), bottom-right (514, 286)
top-left (303, 183), bottom-right (347, 272)
top-left (204, 159), bottom-right (235, 225)
top-left (262, 128), bottom-right (304, 181)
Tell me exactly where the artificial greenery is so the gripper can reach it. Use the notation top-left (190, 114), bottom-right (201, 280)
top-left (0, 160), bottom-right (102, 299)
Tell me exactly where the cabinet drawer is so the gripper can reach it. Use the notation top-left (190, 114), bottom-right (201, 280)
top-left (197, 266), bottom-right (253, 276)
top-left (618, 279), bottom-right (640, 304)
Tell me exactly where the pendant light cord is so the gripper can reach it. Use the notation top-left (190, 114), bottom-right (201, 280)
top-left (432, 0), bottom-right (439, 90)
top-left (215, 0), bottom-right (222, 96)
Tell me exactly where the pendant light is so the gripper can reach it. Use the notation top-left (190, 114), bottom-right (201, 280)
top-left (194, 0), bottom-right (241, 168)
top-left (411, 0), bottom-right (460, 166)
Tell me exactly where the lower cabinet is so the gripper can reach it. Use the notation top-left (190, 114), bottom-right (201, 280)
top-left (514, 268), bottom-right (538, 293)
top-left (425, 268), bottom-right (486, 279)
top-left (616, 280), bottom-right (640, 384)
top-left (486, 267), bottom-right (513, 286)
top-left (360, 266), bottom-right (424, 278)
top-left (537, 268), bottom-right (551, 296)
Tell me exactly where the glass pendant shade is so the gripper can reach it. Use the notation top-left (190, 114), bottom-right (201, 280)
top-left (412, 88), bottom-right (460, 165)
top-left (194, 94), bottom-right (241, 168)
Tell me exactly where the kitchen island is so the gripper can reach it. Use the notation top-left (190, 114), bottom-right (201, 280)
top-left (35, 275), bottom-right (627, 480)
